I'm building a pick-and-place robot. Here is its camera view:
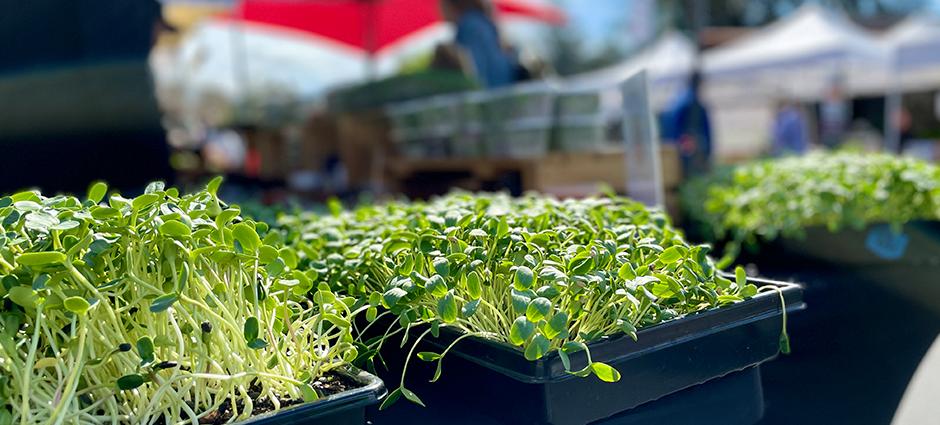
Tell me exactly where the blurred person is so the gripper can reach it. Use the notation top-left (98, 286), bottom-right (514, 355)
top-left (438, 0), bottom-right (518, 88)
top-left (819, 77), bottom-right (850, 148)
top-left (771, 98), bottom-right (809, 156)
top-left (664, 71), bottom-right (712, 176)
top-left (0, 0), bottom-right (173, 194)
top-left (892, 105), bottom-right (915, 153)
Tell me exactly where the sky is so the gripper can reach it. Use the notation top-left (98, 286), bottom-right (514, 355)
top-left (555, 0), bottom-right (656, 54)
top-left (558, 0), bottom-right (630, 42)
top-left (558, 0), bottom-right (940, 53)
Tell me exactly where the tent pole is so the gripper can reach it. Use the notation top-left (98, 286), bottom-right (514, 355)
top-left (230, 20), bottom-right (251, 119)
top-left (885, 53), bottom-right (901, 153)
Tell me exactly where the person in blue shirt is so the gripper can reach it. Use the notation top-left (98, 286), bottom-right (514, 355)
top-left (771, 99), bottom-right (809, 156)
top-left (439, 0), bottom-right (517, 88)
top-left (663, 71), bottom-right (712, 176)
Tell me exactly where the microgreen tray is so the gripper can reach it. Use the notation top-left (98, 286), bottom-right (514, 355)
top-left (239, 368), bottom-right (386, 425)
top-left (375, 277), bottom-right (803, 425)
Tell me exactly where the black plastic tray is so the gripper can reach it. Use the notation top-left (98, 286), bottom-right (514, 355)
top-left (373, 276), bottom-right (803, 425)
top-left (369, 366), bottom-right (765, 425)
top-left (735, 221), bottom-right (940, 268)
top-left (239, 367), bottom-right (386, 425)
top-left (736, 221), bottom-right (940, 317)
top-left (603, 365), bottom-right (764, 425)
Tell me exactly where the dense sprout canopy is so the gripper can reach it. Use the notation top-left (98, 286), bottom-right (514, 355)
top-left (0, 181), bottom-right (359, 424)
top-left (692, 152), bottom-right (940, 246)
top-left (275, 192), bottom-right (759, 402)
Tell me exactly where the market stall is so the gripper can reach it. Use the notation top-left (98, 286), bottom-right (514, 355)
top-left (702, 4), bottom-right (889, 100)
top-left (698, 4), bottom-right (891, 159)
top-left (882, 15), bottom-right (940, 152)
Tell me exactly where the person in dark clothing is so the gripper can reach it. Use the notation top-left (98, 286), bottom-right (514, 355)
top-left (893, 105), bottom-right (915, 153)
top-left (663, 71), bottom-right (712, 176)
top-left (439, 0), bottom-right (518, 88)
top-left (0, 0), bottom-right (172, 195)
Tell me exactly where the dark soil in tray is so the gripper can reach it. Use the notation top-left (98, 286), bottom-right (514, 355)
top-left (149, 371), bottom-right (360, 425)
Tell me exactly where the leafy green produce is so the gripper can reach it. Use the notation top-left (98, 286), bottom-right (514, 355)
top-left (685, 152), bottom-right (940, 259)
top-left (0, 180), bottom-right (361, 424)
top-left (274, 192), bottom-right (761, 407)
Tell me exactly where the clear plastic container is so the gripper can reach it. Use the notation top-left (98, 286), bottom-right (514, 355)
top-left (396, 128), bottom-right (429, 158)
top-left (388, 96), bottom-right (463, 158)
top-left (386, 99), bottom-right (425, 136)
top-left (452, 122), bottom-right (485, 157)
top-left (484, 81), bottom-right (556, 122)
top-left (387, 99), bottom-right (428, 158)
top-left (421, 95), bottom-right (461, 131)
top-left (556, 90), bottom-right (603, 116)
top-left (553, 114), bottom-right (606, 153)
top-left (500, 117), bottom-right (553, 158)
top-left (460, 91), bottom-right (489, 123)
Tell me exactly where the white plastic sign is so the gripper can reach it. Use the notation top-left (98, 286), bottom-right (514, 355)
top-left (620, 70), bottom-right (663, 207)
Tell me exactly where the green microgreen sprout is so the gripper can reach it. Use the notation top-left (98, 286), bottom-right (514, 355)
top-left (0, 179), bottom-right (363, 424)
top-left (273, 192), bottom-right (766, 409)
top-left (684, 151), bottom-right (940, 263)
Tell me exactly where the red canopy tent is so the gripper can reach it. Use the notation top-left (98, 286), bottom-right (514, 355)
top-left (230, 0), bottom-right (566, 54)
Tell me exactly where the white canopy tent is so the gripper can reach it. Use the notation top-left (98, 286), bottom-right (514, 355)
top-left (883, 15), bottom-right (940, 91)
top-left (567, 32), bottom-right (696, 111)
top-left (153, 20), bottom-right (377, 127)
top-left (152, 14), bottom-right (558, 127)
top-left (153, 19), bottom-right (452, 124)
top-left (881, 15), bottom-right (940, 151)
top-left (702, 4), bottom-right (890, 102)
top-left (698, 4), bottom-right (892, 160)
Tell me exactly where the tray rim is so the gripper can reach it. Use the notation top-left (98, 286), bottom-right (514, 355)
top-left (424, 275), bottom-right (805, 383)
